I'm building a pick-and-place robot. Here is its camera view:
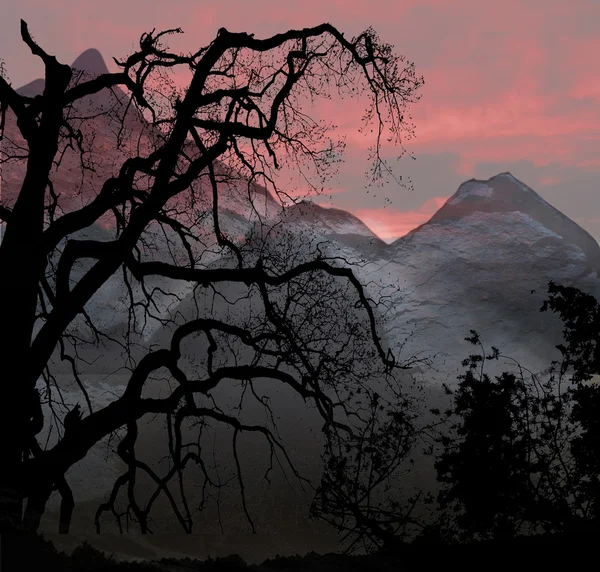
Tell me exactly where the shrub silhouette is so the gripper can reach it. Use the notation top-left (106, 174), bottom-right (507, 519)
top-left (428, 281), bottom-right (600, 541)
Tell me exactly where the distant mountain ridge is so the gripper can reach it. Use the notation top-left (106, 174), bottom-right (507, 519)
top-left (8, 49), bottom-right (378, 246)
top-left (7, 48), bottom-right (600, 378)
top-left (10, 49), bottom-right (599, 260)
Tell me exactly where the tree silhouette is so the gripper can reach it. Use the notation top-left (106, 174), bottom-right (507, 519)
top-left (0, 20), bottom-right (423, 537)
top-left (311, 389), bottom-right (427, 554)
top-left (428, 282), bottom-right (600, 542)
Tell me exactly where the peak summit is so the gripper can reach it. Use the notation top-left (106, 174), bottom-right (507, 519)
top-left (442, 173), bottom-right (542, 212)
top-left (71, 48), bottom-right (109, 76)
top-left (429, 173), bottom-right (555, 226)
top-left (16, 48), bottom-right (110, 96)
top-left (412, 173), bottom-right (600, 270)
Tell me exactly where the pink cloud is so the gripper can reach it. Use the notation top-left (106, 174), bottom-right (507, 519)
top-left (279, 3), bottom-right (600, 184)
top-left (5, 0), bottom-right (600, 242)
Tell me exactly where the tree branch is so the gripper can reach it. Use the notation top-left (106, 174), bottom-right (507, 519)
top-left (0, 205), bottom-right (12, 223)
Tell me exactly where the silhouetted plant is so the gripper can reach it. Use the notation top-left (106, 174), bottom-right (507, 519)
top-left (0, 18), bottom-right (424, 544)
top-left (310, 388), bottom-right (428, 553)
top-left (428, 282), bottom-right (600, 541)
top-left (69, 541), bottom-right (118, 571)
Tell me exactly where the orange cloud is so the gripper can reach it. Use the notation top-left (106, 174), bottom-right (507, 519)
top-left (353, 197), bottom-right (448, 242)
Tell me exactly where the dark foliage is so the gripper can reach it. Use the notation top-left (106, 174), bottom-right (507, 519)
top-left (310, 389), bottom-right (428, 554)
top-left (0, 524), bottom-right (586, 572)
top-left (427, 281), bottom-right (600, 541)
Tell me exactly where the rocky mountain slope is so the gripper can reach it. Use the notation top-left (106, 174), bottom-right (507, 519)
top-left (379, 172), bottom-right (600, 382)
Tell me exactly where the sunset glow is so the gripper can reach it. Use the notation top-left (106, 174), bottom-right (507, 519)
top-left (2, 0), bottom-right (600, 242)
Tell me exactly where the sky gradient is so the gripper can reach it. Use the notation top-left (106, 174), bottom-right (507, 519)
top-left (2, 0), bottom-right (599, 243)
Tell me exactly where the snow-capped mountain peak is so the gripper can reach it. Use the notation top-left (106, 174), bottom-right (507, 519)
top-left (408, 173), bottom-right (600, 270)
top-left (432, 172), bottom-right (558, 222)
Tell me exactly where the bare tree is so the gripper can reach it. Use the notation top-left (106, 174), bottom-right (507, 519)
top-left (0, 20), bottom-right (423, 536)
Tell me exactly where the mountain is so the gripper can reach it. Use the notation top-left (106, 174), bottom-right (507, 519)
top-left (16, 48), bottom-right (111, 98)
top-left (8, 50), bottom-right (598, 387)
top-left (8, 51), bottom-right (598, 399)
top-left (3, 47), bottom-right (383, 248)
top-left (281, 200), bottom-right (386, 252)
top-left (2, 48), bottom-right (384, 344)
top-left (71, 48), bottom-right (111, 76)
top-left (53, 168), bottom-right (600, 554)
top-left (424, 172), bottom-right (600, 270)
top-left (2, 49), bottom-right (153, 225)
top-left (15, 77), bottom-right (46, 98)
top-left (378, 172), bottom-right (600, 381)
top-left (136, 171), bottom-right (600, 388)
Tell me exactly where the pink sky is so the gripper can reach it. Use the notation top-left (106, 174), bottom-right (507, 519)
top-left (2, 0), bottom-right (600, 243)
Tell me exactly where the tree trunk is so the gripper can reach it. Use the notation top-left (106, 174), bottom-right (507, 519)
top-left (22, 481), bottom-right (53, 533)
top-left (56, 476), bottom-right (75, 534)
top-left (0, 413), bottom-right (27, 533)
top-left (0, 362), bottom-right (44, 532)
